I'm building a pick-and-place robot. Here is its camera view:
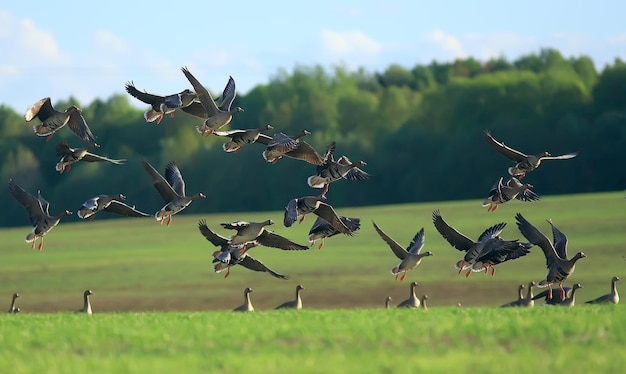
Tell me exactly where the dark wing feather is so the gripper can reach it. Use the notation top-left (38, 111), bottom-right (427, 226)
top-left (477, 222), bottom-right (507, 242)
top-left (8, 180), bottom-right (44, 225)
top-left (164, 162), bottom-right (186, 197)
top-left (239, 256), bottom-right (289, 280)
top-left (372, 222), bottom-right (408, 260)
top-left (66, 108), bottom-right (97, 144)
top-left (284, 141), bottom-right (325, 165)
top-left (198, 219), bottom-right (229, 247)
top-left (180, 101), bottom-right (207, 119)
top-left (314, 202), bottom-right (352, 235)
top-left (55, 141), bottom-right (72, 157)
top-left (181, 67), bottom-right (218, 117)
top-left (515, 213), bottom-right (558, 268)
top-left (218, 76), bottom-right (236, 111)
top-left (24, 97), bottom-right (57, 121)
top-left (142, 160), bottom-right (178, 202)
top-left (283, 198), bottom-right (299, 227)
top-left (484, 130), bottom-right (528, 162)
top-left (124, 81), bottom-right (164, 106)
top-left (546, 219), bottom-right (568, 259)
top-left (255, 230), bottom-right (309, 250)
top-left (432, 210), bottom-right (476, 251)
top-left (344, 167), bottom-right (370, 181)
top-left (103, 200), bottom-right (150, 217)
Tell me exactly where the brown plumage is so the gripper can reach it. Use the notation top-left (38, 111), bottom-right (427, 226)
top-left (233, 287), bottom-right (254, 312)
top-left (274, 285), bottom-right (305, 310)
top-left (585, 276), bottom-right (620, 304)
top-left (24, 97), bottom-right (97, 144)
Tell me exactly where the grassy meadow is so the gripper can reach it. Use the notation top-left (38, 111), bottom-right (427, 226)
top-left (0, 190), bottom-right (624, 373)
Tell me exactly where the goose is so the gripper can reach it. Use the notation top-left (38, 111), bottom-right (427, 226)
top-left (307, 142), bottom-right (370, 197)
top-left (181, 67), bottom-right (243, 136)
top-left (274, 285), bottom-right (305, 310)
top-left (233, 287), bottom-right (254, 312)
top-left (77, 194), bottom-right (150, 220)
top-left (142, 160), bottom-right (205, 226)
top-left (482, 176), bottom-right (540, 212)
top-left (198, 220), bottom-right (289, 280)
top-left (24, 97), bottom-right (97, 144)
top-left (8, 179), bottom-right (72, 251)
top-left (308, 215), bottom-right (361, 249)
top-left (124, 81), bottom-right (198, 124)
top-left (432, 210), bottom-right (525, 278)
top-left (397, 281), bottom-right (420, 308)
top-left (420, 295), bottom-right (429, 311)
top-left (284, 195), bottom-right (355, 235)
top-left (8, 293), bottom-right (20, 313)
top-left (385, 296), bottom-right (393, 309)
top-left (55, 141), bottom-right (126, 173)
top-left (533, 285), bottom-right (573, 305)
top-left (547, 283), bottom-right (583, 307)
top-left (501, 284), bottom-right (526, 307)
top-left (77, 290), bottom-right (93, 314)
top-left (520, 281), bottom-right (537, 307)
top-left (259, 130), bottom-right (326, 164)
top-left (372, 222), bottom-right (433, 282)
top-left (213, 124), bottom-right (274, 153)
top-left (469, 240), bottom-right (532, 276)
top-left (515, 213), bottom-right (586, 301)
top-left (221, 219), bottom-right (309, 253)
top-left (484, 130), bottom-right (578, 179)
top-left (585, 276), bottom-right (620, 304)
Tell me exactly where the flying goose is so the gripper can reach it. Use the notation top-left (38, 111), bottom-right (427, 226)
top-left (77, 290), bottom-right (93, 314)
top-left (77, 194), bottom-right (150, 220)
top-left (274, 284), bottom-right (305, 310)
top-left (585, 276), bottom-right (620, 304)
top-left (221, 219), bottom-right (309, 253)
top-left (198, 220), bottom-right (289, 280)
top-left (484, 130), bottom-right (578, 179)
top-left (8, 293), bottom-right (20, 313)
top-left (142, 160), bottom-right (206, 226)
top-left (181, 67), bottom-right (243, 136)
top-left (213, 124), bottom-right (274, 153)
top-left (233, 287), bottom-right (254, 312)
top-left (432, 210), bottom-right (525, 278)
top-left (8, 179), bottom-right (72, 251)
top-left (469, 240), bottom-right (532, 276)
top-left (24, 97), bottom-right (97, 144)
top-left (259, 130), bottom-right (326, 164)
top-left (372, 222), bottom-right (433, 282)
top-left (284, 195), bottom-right (355, 235)
top-left (55, 141), bottom-right (126, 173)
top-left (482, 176), bottom-right (540, 212)
top-left (501, 284), bottom-right (526, 307)
top-left (124, 81), bottom-right (198, 124)
top-left (307, 142), bottom-right (370, 197)
top-left (515, 213), bottom-right (586, 301)
top-left (397, 281), bottom-right (420, 308)
top-left (308, 215), bottom-right (361, 249)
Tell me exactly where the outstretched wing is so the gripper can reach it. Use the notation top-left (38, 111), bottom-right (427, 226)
top-left (432, 210), bottom-right (475, 251)
top-left (372, 221), bottom-right (408, 260)
top-left (484, 130), bottom-right (528, 162)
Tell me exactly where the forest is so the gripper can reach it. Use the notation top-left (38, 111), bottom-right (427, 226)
top-left (1, 48), bottom-right (625, 227)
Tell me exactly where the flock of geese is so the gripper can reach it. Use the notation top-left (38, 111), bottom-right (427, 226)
top-left (6, 67), bottom-right (620, 313)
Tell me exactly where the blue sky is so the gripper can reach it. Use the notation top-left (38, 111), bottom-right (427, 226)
top-left (2, 0), bottom-right (624, 113)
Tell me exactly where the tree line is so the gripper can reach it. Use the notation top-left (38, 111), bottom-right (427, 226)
top-left (1, 48), bottom-right (625, 227)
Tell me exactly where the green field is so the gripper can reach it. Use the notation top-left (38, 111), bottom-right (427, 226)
top-left (0, 191), bottom-right (624, 373)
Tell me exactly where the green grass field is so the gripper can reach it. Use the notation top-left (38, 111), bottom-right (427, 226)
top-left (0, 191), bottom-right (624, 373)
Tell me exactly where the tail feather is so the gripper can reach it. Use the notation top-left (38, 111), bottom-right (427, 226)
top-left (307, 175), bottom-right (326, 188)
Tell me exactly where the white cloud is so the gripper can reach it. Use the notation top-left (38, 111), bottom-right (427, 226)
top-left (320, 29), bottom-right (382, 55)
top-left (423, 30), bottom-right (467, 59)
top-left (93, 30), bottom-right (129, 54)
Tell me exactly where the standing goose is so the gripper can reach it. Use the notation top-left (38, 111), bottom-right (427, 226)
top-left (397, 281), bottom-right (420, 308)
top-left (8, 293), bottom-right (20, 313)
top-left (484, 130), bottom-right (578, 179)
top-left (142, 160), bottom-right (206, 226)
top-left (198, 220), bottom-right (289, 280)
top-left (549, 283), bottom-right (584, 307)
top-left (233, 287), bottom-right (254, 312)
top-left (24, 97), bottom-right (97, 144)
top-left (420, 295), bottom-right (429, 311)
top-left (259, 130), bottom-right (326, 165)
top-left (124, 81), bottom-right (198, 124)
top-left (501, 284), bottom-right (526, 307)
top-left (585, 276), bottom-right (620, 304)
top-left (532, 285), bottom-right (574, 305)
top-left (308, 215), bottom-right (361, 249)
top-left (181, 67), bottom-right (243, 136)
top-left (432, 210), bottom-right (523, 278)
top-left (385, 296), bottom-right (393, 309)
top-left (518, 281), bottom-right (537, 308)
top-left (55, 141), bottom-right (126, 173)
top-left (372, 222), bottom-right (433, 282)
top-left (213, 124), bottom-right (274, 153)
top-left (274, 284), bottom-right (305, 310)
top-left (77, 290), bottom-right (93, 314)
top-left (284, 195), bottom-right (355, 235)
top-left (221, 220), bottom-right (309, 253)
top-left (307, 142), bottom-right (370, 197)
top-left (8, 179), bottom-right (72, 251)
top-left (515, 213), bottom-right (586, 301)
top-left (482, 176), bottom-right (540, 212)
top-left (77, 194), bottom-right (150, 220)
